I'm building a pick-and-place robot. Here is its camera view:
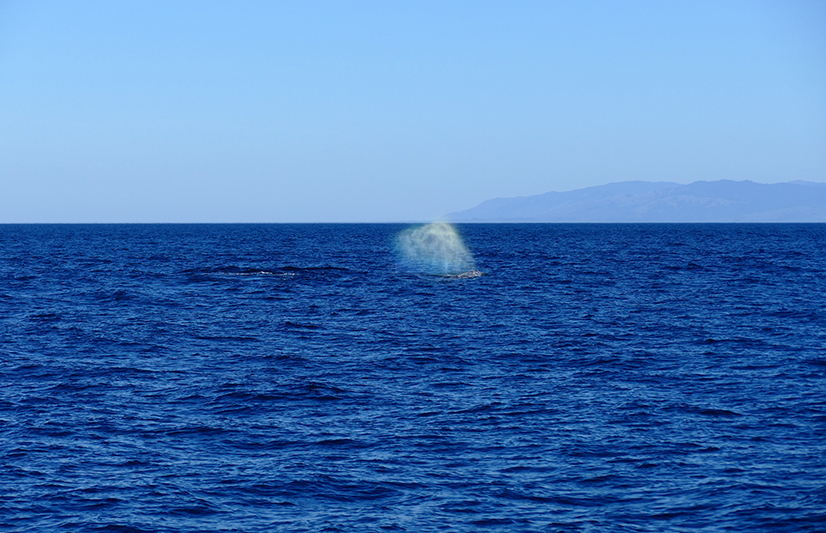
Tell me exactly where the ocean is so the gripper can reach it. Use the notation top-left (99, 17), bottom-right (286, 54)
top-left (1, 223), bottom-right (824, 532)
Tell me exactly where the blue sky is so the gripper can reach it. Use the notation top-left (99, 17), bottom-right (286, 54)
top-left (1, 1), bottom-right (824, 222)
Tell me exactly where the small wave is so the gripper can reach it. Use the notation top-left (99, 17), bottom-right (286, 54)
top-left (279, 265), bottom-right (348, 273)
top-left (191, 334), bottom-right (259, 342)
top-left (183, 265), bottom-right (347, 277)
top-left (284, 321), bottom-right (322, 330)
top-left (446, 269), bottom-right (483, 279)
top-left (195, 266), bottom-right (280, 276)
top-left (29, 312), bottom-right (61, 322)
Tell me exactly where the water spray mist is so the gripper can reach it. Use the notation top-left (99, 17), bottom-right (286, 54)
top-left (395, 222), bottom-right (481, 277)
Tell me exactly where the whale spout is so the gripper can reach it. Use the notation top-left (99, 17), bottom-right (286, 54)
top-left (395, 222), bottom-right (476, 276)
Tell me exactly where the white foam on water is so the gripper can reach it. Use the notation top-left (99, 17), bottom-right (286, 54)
top-left (395, 222), bottom-right (477, 276)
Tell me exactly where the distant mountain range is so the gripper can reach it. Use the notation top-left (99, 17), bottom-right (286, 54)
top-left (445, 180), bottom-right (826, 222)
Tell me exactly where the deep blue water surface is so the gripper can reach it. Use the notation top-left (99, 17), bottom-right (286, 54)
top-left (1, 224), bottom-right (825, 532)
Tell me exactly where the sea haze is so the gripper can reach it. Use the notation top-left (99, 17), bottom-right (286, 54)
top-left (1, 223), bottom-right (825, 532)
top-left (446, 180), bottom-right (826, 222)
